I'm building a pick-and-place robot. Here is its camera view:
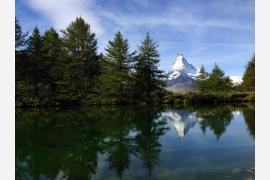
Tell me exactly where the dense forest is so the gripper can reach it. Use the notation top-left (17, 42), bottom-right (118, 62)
top-left (15, 17), bottom-right (255, 107)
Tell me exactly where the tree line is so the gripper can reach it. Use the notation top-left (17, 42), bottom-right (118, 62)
top-left (196, 55), bottom-right (255, 93)
top-left (16, 17), bottom-right (255, 107)
top-left (15, 17), bottom-right (166, 106)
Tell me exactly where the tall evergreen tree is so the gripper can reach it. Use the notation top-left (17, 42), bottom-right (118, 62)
top-left (27, 27), bottom-right (44, 100)
top-left (100, 32), bottom-right (134, 104)
top-left (61, 17), bottom-right (99, 103)
top-left (241, 55), bottom-right (255, 91)
top-left (196, 65), bottom-right (208, 93)
top-left (134, 33), bottom-right (166, 104)
top-left (207, 63), bottom-right (233, 92)
top-left (15, 18), bottom-right (29, 106)
top-left (42, 27), bottom-right (63, 104)
top-left (15, 18), bottom-right (28, 50)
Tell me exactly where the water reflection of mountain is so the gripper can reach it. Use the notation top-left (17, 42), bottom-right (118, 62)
top-left (15, 105), bottom-right (255, 179)
top-left (161, 110), bottom-right (199, 138)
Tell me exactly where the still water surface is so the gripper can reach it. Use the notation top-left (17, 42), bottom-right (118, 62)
top-left (16, 105), bottom-right (255, 180)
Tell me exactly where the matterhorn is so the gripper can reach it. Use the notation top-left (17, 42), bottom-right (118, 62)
top-left (166, 53), bottom-right (199, 93)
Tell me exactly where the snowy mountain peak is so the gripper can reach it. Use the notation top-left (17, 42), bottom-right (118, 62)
top-left (171, 53), bottom-right (198, 74)
top-left (168, 53), bottom-right (198, 81)
top-left (229, 76), bottom-right (243, 85)
top-left (166, 51), bottom-right (243, 92)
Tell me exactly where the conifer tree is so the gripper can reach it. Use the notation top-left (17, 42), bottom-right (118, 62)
top-left (198, 65), bottom-right (208, 80)
top-left (42, 27), bottom-right (63, 103)
top-left (15, 18), bottom-right (28, 50)
top-left (15, 18), bottom-right (29, 105)
top-left (134, 33), bottom-right (166, 104)
top-left (196, 65), bottom-right (208, 93)
top-left (61, 17), bottom-right (99, 103)
top-left (27, 27), bottom-right (44, 99)
top-left (100, 31), bottom-right (134, 104)
top-left (242, 55), bottom-right (255, 91)
top-left (207, 63), bottom-right (233, 92)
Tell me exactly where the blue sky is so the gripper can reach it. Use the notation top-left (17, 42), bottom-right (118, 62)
top-left (16, 0), bottom-right (254, 77)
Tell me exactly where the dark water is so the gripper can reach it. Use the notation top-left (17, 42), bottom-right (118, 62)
top-left (16, 105), bottom-right (255, 180)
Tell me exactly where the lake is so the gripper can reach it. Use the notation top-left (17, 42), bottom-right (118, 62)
top-left (16, 105), bottom-right (255, 180)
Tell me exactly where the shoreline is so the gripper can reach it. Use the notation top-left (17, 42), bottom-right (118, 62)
top-left (15, 91), bottom-right (255, 108)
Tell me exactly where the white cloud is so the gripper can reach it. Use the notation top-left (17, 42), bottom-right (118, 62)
top-left (98, 4), bottom-right (252, 33)
top-left (24, 0), bottom-right (103, 35)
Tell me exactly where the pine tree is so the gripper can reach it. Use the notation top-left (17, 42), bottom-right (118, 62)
top-left (15, 18), bottom-right (28, 50)
top-left (61, 17), bottom-right (99, 103)
top-left (42, 27), bottom-right (63, 103)
top-left (196, 65), bottom-right (208, 93)
top-left (100, 31), bottom-right (134, 104)
top-left (27, 27), bottom-right (44, 100)
top-left (15, 18), bottom-right (29, 105)
top-left (242, 55), bottom-right (255, 91)
top-left (134, 33), bottom-right (166, 104)
top-left (207, 63), bottom-right (233, 92)
top-left (198, 65), bottom-right (208, 80)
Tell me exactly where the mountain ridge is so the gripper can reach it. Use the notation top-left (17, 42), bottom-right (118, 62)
top-left (165, 52), bottom-right (242, 92)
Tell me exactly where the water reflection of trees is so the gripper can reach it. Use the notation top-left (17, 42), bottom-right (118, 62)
top-left (241, 104), bottom-right (255, 138)
top-left (189, 105), bottom-right (255, 139)
top-left (16, 105), bottom-right (255, 179)
top-left (16, 108), bottom-right (103, 180)
top-left (133, 108), bottom-right (168, 176)
top-left (192, 106), bottom-right (234, 139)
top-left (16, 107), bottom-right (169, 179)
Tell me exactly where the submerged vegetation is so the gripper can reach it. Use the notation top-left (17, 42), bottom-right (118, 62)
top-left (15, 17), bottom-right (255, 107)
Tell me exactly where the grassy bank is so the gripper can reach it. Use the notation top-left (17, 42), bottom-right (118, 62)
top-left (16, 91), bottom-right (254, 108)
top-left (163, 91), bottom-right (255, 106)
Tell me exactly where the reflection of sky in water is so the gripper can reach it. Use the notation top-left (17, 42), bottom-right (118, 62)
top-left (93, 108), bottom-right (254, 180)
top-left (155, 111), bottom-right (254, 179)
top-left (16, 107), bottom-right (255, 180)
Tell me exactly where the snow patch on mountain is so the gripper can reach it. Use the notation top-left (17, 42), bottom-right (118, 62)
top-left (166, 52), bottom-right (242, 91)
top-left (229, 76), bottom-right (243, 85)
top-left (161, 110), bottom-right (199, 138)
top-left (170, 53), bottom-right (198, 76)
top-left (166, 53), bottom-right (199, 92)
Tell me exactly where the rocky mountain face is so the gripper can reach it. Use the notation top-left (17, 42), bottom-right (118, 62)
top-left (165, 53), bottom-right (199, 93)
top-left (165, 53), bottom-right (243, 92)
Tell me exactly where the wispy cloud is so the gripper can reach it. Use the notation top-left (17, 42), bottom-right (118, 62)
top-left (99, 10), bottom-right (251, 32)
top-left (24, 0), bottom-right (103, 35)
top-left (18, 0), bottom-right (254, 76)
top-left (96, 1), bottom-right (253, 34)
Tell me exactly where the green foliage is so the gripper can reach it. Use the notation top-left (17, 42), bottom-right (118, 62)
top-left (196, 65), bottom-right (208, 93)
top-left (61, 17), bottom-right (100, 104)
top-left (41, 28), bottom-right (63, 103)
top-left (15, 18), bottom-right (167, 106)
top-left (207, 64), bottom-right (233, 92)
top-left (27, 27), bottom-right (44, 99)
top-left (195, 63), bottom-right (233, 93)
top-left (241, 55), bottom-right (255, 91)
top-left (99, 32), bottom-right (135, 104)
top-left (134, 33), bottom-right (166, 104)
top-left (164, 91), bottom-right (255, 106)
top-left (15, 18), bottom-right (30, 106)
top-left (15, 18), bottom-right (28, 50)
